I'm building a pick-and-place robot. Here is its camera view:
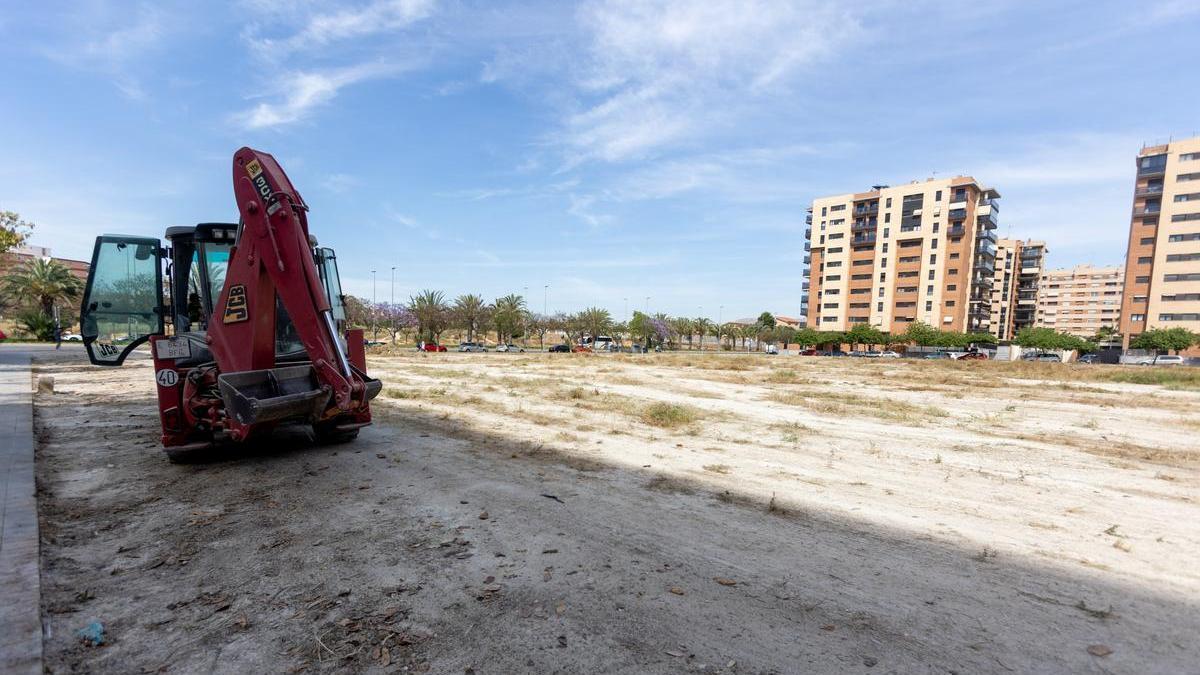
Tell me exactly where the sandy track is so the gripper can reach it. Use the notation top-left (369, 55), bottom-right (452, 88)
top-left (31, 351), bottom-right (1200, 673)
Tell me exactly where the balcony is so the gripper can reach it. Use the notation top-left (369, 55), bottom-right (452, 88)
top-left (977, 228), bottom-right (998, 244)
top-left (852, 219), bottom-right (878, 232)
top-left (1135, 185), bottom-right (1164, 196)
top-left (947, 224), bottom-right (967, 237)
top-left (805, 215), bottom-right (813, 225)
top-left (1138, 162), bottom-right (1166, 177)
top-left (948, 208), bottom-right (967, 220)
top-left (804, 228), bottom-right (811, 239)
top-left (851, 234), bottom-right (877, 246)
top-left (1132, 206), bottom-right (1161, 216)
top-left (979, 198), bottom-right (999, 213)
top-left (853, 204), bottom-right (879, 216)
top-left (974, 257), bottom-right (996, 274)
top-left (977, 239), bottom-right (997, 257)
top-left (804, 243), bottom-right (811, 251)
top-left (977, 210), bottom-right (999, 229)
top-left (803, 255), bottom-right (811, 265)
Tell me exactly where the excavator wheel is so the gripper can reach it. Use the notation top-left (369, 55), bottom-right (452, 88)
top-left (163, 441), bottom-right (215, 464)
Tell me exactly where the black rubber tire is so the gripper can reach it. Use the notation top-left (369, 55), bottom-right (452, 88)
top-left (314, 425), bottom-right (360, 445)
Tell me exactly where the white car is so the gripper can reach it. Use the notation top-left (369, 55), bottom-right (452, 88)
top-left (61, 332), bottom-right (83, 342)
top-left (495, 343), bottom-right (525, 353)
top-left (764, 344), bottom-right (779, 355)
top-left (1138, 354), bottom-right (1185, 366)
top-left (878, 350), bottom-right (901, 359)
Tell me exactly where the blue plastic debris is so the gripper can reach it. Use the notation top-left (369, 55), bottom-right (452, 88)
top-left (78, 620), bottom-right (105, 646)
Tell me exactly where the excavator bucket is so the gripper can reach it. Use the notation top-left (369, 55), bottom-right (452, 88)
top-left (217, 365), bottom-right (332, 427)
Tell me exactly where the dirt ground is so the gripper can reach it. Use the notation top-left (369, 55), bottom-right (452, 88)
top-left (30, 350), bottom-right (1200, 674)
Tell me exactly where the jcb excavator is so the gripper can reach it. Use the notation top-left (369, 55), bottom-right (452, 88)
top-left (80, 147), bottom-right (382, 461)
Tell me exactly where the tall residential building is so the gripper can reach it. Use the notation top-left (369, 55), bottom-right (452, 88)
top-left (1036, 264), bottom-right (1124, 337)
top-left (804, 177), bottom-right (1000, 334)
top-left (989, 238), bottom-right (1047, 340)
top-left (1119, 136), bottom-right (1200, 347)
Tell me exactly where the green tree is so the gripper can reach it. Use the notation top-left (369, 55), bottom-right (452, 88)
top-left (756, 312), bottom-right (776, 330)
top-left (491, 293), bottom-right (527, 343)
top-left (693, 317), bottom-right (711, 351)
top-left (670, 317), bottom-right (693, 349)
top-left (452, 293), bottom-right (488, 342)
top-left (845, 323), bottom-right (886, 350)
top-left (2, 257), bottom-right (83, 317)
top-left (814, 331), bottom-right (845, 348)
top-left (0, 211), bottom-right (34, 254)
top-left (794, 328), bottom-right (821, 348)
top-left (408, 289), bottom-right (448, 343)
top-left (1131, 327), bottom-right (1198, 355)
top-left (579, 306), bottom-right (614, 345)
top-left (903, 321), bottom-right (940, 347)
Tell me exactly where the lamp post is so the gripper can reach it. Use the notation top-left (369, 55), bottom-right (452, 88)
top-left (645, 296), bottom-right (650, 314)
top-left (523, 286), bottom-right (529, 346)
top-left (371, 269), bottom-right (377, 340)
top-left (543, 285), bottom-right (548, 316)
top-left (390, 266), bottom-right (396, 343)
top-left (623, 297), bottom-right (628, 321)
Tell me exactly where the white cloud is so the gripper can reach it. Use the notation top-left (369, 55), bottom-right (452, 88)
top-left (554, 0), bottom-right (863, 164)
top-left (232, 61), bottom-right (407, 129)
top-left (249, 0), bottom-right (436, 57)
top-left (322, 173), bottom-right (359, 193)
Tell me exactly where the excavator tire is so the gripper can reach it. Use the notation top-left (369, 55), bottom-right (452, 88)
top-left (314, 423), bottom-right (360, 445)
top-left (163, 441), bottom-right (215, 464)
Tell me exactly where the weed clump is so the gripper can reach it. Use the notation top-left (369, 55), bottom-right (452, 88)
top-left (641, 402), bottom-right (701, 428)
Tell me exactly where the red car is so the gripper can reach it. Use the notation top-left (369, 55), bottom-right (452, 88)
top-left (0, 328), bottom-right (6, 341)
top-left (798, 348), bottom-right (818, 356)
top-left (418, 342), bottom-right (447, 352)
top-left (572, 345), bottom-right (592, 353)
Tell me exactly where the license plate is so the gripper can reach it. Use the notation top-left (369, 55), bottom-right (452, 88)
top-left (155, 337), bottom-right (191, 360)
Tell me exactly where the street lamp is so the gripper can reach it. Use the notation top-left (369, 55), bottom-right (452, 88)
top-left (645, 296), bottom-right (650, 314)
top-left (371, 269), bottom-right (377, 340)
top-left (543, 285), bottom-right (548, 316)
top-left (623, 297), bottom-right (628, 321)
top-left (390, 266), bottom-right (396, 344)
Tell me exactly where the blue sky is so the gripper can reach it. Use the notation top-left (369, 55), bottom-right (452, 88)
top-left (2, 0), bottom-right (1198, 321)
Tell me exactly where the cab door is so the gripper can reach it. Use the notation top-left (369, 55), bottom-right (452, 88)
top-left (80, 236), bottom-right (165, 366)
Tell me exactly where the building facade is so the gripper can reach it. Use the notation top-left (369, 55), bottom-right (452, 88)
top-left (1036, 265), bottom-right (1123, 338)
top-left (989, 239), bottom-right (1047, 340)
top-left (804, 177), bottom-right (1000, 334)
top-left (1119, 136), bottom-right (1200, 347)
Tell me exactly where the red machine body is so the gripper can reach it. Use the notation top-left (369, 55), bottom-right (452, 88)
top-left (79, 148), bottom-right (381, 459)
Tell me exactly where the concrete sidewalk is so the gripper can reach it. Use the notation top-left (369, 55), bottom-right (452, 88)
top-left (0, 349), bottom-right (40, 674)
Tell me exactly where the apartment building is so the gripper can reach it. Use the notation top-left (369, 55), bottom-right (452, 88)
top-left (1036, 264), bottom-right (1123, 337)
top-left (1119, 136), bottom-right (1200, 347)
top-left (989, 239), bottom-right (1047, 340)
top-left (804, 176), bottom-right (1000, 334)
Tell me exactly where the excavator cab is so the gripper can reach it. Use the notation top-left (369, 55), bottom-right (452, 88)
top-left (81, 223), bottom-right (349, 366)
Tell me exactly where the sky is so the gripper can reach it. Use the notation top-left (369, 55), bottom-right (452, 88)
top-left (1, 0), bottom-right (1199, 321)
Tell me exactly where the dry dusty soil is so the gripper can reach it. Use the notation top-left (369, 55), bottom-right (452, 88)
top-left (30, 350), bottom-right (1200, 674)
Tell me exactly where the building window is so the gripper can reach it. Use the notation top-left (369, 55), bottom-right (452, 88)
top-left (882, 243), bottom-right (889, 253)
top-left (935, 190), bottom-right (942, 201)
top-left (931, 238), bottom-right (938, 248)
top-left (826, 274), bottom-right (842, 281)
top-left (1171, 213), bottom-right (1200, 222)
top-left (881, 258), bottom-right (888, 267)
top-left (828, 232), bottom-right (844, 240)
top-left (946, 284), bottom-right (957, 291)
top-left (882, 227), bottom-right (890, 237)
top-left (932, 223), bottom-right (939, 233)
top-left (821, 207), bottom-right (827, 216)
top-left (1138, 256), bottom-right (1153, 264)
top-left (1168, 232), bottom-right (1200, 242)
top-left (884, 213), bottom-right (891, 223)
top-left (1142, 217), bottom-right (1158, 226)
top-left (1174, 193), bottom-right (1200, 202)
top-left (1165, 273), bottom-right (1200, 281)
top-left (1140, 237), bottom-right (1155, 244)
top-left (926, 284), bottom-right (934, 295)
top-left (1182, 153), bottom-right (1200, 161)
top-left (879, 272), bottom-right (887, 281)
top-left (1163, 293), bottom-right (1200, 301)
top-left (1179, 173), bottom-right (1200, 182)
top-left (1167, 252), bottom-right (1200, 262)
top-left (1135, 275), bottom-right (1150, 283)
top-left (929, 254), bottom-right (937, 264)
top-left (827, 261), bottom-right (842, 268)
top-left (945, 300), bottom-right (955, 307)
top-left (825, 288), bottom-right (840, 295)
top-left (949, 252), bottom-right (960, 260)
top-left (1160, 313), bottom-right (1200, 321)
top-left (928, 270), bottom-right (935, 280)
top-left (830, 204), bottom-right (846, 211)
top-left (828, 247), bottom-right (844, 253)
top-left (878, 287), bottom-right (885, 297)
top-left (925, 301), bottom-right (933, 311)
top-left (823, 302), bottom-right (840, 309)
top-left (885, 197), bottom-right (892, 208)
top-left (820, 235), bottom-right (825, 244)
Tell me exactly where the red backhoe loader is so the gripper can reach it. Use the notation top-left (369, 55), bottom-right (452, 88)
top-left (79, 147), bottom-right (382, 461)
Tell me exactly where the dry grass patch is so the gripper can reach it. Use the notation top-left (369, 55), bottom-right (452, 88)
top-left (768, 389), bottom-right (948, 424)
top-left (641, 402), bottom-right (702, 429)
top-left (703, 464), bottom-right (732, 474)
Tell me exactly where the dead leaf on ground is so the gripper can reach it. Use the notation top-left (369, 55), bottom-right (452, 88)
top-left (714, 577), bottom-right (737, 586)
top-left (669, 587), bottom-right (685, 595)
top-left (1087, 644), bottom-right (1113, 657)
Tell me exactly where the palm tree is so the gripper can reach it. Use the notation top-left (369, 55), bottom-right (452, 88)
top-left (492, 293), bottom-right (527, 343)
top-left (693, 317), bottom-right (711, 351)
top-left (407, 289), bottom-right (448, 343)
top-left (578, 307), bottom-right (613, 345)
top-left (671, 317), bottom-right (694, 350)
top-left (452, 293), bottom-right (488, 342)
top-left (2, 257), bottom-right (82, 317)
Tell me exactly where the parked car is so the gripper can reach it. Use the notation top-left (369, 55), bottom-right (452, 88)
top-left (457, 342), bottom-right (487, 352)
top-left (1138, 354), bottom-right (1185, 366)
top-left (798, 348), bottom-right (818, 356)
top-left (572, 345), bottom-right (592, 353)
top-left (764, 344), bottom-right (779, 355)
top-left (61, 331), bottom-right (83, 342)
top-left (1076, 353), bottom-right (1099, 364)
top-left (0, 328), bottom-right (6, 341)
top-left (548, 344), bottom-right (571, 353)
top-left (418, 342), bottom-right (447, 352)
top-left (495, 343), bottom-right (525, 353)
top-left (1034, 354), bottom-right (1061, 363)
top-left (924, 352), bottom-right (952, 360)
top-left (863, 350), bottom-right (882, 358)
top-left (878, 350), bottom-right (901, 359)
top-left (956, 352), bottom-right (988, 361)
top-left (822, 349), bottom-right (848, 357)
